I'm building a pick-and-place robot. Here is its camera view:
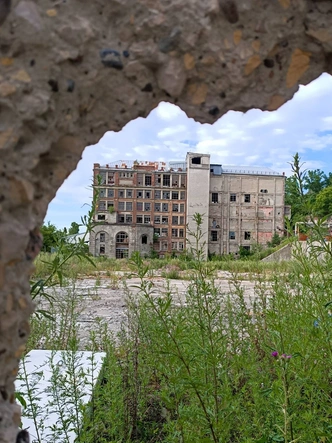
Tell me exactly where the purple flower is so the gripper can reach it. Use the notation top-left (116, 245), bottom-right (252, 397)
top-left (271, 351), bottom-right (278, 358)
top-left (281, 353), bottom-right (292, 359)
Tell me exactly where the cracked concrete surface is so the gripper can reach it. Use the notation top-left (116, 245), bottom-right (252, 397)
top-left (1, 0), bottom-right (332, 440)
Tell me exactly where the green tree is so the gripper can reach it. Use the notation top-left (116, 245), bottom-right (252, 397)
top-left (68, 222), bottom-right (80, 235)
top-left (40, 222), bottom-right (65, 252)
top-left (313, 185), bottom-right (332, 218)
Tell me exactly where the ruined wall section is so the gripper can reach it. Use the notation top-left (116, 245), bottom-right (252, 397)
top-left (1, 0), bottom-right (332, 441)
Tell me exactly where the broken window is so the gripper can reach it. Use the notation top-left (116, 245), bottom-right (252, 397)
top-left (172, 191), bottom-right (179, 200)
top-left (244, 231), bottom-right (251, 240)
top-left (172, 216), bottom-right (178, 225)
top-left (155, 203), bottom-right (161, 212)
top-left (163, 174), bottom-right (170, 187)
top-left (162, 241), bottom-right (168, 250)
top-left (144, 203), bottom-right (151, 211)
top-left (154, 228), bottom-right (160, 235)
top-left (99, 189), bottom-right (106, 198)
top-left (137, 202), bottom-right (143, 211)
top-left (107, 173), bottom-right (114, 185)
top-left (99, 172), bottom-right (106, 184)
top-left (154, 215), bottom-right (161, 224)
top-left (116, 248), bottom-right (128, 259)
top-left (161, 228), bottom-right (168, 237)
top-left (179, 216), bottom-right (184, 225)
top-left (212, 193), bottom-right (218, 203)
top-left (162, 216), bottom-right (168, 224)
top-left (137, 190), bottom-right (143, 198)
top-left (180, 191), bottom-right (185, 200)
top-left (118, 214), bottom-right (125, 223)
top-left (155, 190), bottom-right (161, 199)
top-left (172, 242), bottom-right (177, 250)
top-left (98, 201), bottom-right (106, 211)
top-left (229, 231), bottom-right (235, 240)
top-left (118, 201), bottom-right (125, 211)
top-left (260, 189), bottom-right (268, 193)
top-left (137, 173), bottom-right (143, 185)
top-left (107, 202), bottom-right (114, 210)
top-left (244, 194), bottom-right (251, 203)
top-left (163, 191), bottom-right (170, 199)
top-left (211, 231), bottom-right (218, 241)
top-left (100, 245), bottom-right (105, 254)
top-left (142, 234), bottom-right (148, 244)
top-left (116, 232), bottom-right (128, 243)
top-left (145, 190), bottom-right (151, 199)
top-left (180, 204), bottom-right (185, 213)
top-left (107, 189), bottom-right (114, 198)
top-left (157, 174), bottom-right (161, 184)
top-left (179, 242), bottom-right (184, 250)
top-left (125, 215), bottom-right (132, 223)
top-left (230, 193), bottom-right (236, 202)
top-left (118, 189), bottom-right (125, 198)
top-left (192, 157), bottom-right (201, 165)
top-left (145, 175), bottom-right (152, 186)
top-left (242, 245), bottom-right (250, 252)
top-left (100, 233), bottom-right (106, 242)
top-left (136, 215), bottom-right (143, 223)
top-left (97, 214), bottom-right (105, 221)
top-left (173, 204), bottom-right (179, 212)
top-left (162, 203), bottom-right (168, 212)
top-left (144, 216), bottom-right (151, 224)
top-left (126, 202), bottom-right (132, 211)
top-left (179, 229), bottom-right (184, 238)
top-left (126, 189), bottom-right (132, 198)
top-left (172, 229), bottom-right (178, 237)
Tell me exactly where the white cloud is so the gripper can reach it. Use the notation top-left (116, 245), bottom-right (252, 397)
top-left (157, 125), bottom-right (186, 138)
top-left (155, 102), bottom-right (183, 121)
top-left (273, 128), bottom-right (285, 135)
top-left (247, 112), bottom-right (281, 128)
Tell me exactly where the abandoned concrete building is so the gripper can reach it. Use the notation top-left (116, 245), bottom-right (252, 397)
top-left (91, 153), bottom-right (289, 258)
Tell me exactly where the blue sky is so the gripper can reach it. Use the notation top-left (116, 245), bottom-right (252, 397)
top-left (46, 73), bottom-right (332, 229)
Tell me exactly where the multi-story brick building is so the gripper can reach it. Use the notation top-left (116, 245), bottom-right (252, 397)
top-left (90, 153), bottom-right (289, 258)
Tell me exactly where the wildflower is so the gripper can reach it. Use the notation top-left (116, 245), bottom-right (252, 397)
top-left (271, 351), bottom-right (278, 358)
top-left (281, 353), bottom-right (292, 359)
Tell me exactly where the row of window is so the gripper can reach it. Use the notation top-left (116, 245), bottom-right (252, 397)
top-left (154, 228), bottom-right (185, 238)
top-left (211, 230), bottom-right (251, 241)
top-left (212, 193), bottom-right (251, 203)
top-left (99, 189), bottom-right (186, 200)
top-left (98, 201), bottom-right (185, 213)
top-left (159, 241), bottom-right (185, 251)
top-left (98, 172), bottom-right (185, 188)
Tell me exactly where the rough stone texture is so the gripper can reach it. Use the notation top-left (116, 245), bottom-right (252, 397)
top-left (0, 0), bottom-right (332, 440)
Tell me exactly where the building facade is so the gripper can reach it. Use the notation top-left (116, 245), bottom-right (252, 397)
top-left (90, 153), bottom-right (289, 258)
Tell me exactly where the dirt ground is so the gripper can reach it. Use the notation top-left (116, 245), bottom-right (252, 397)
top-left (46, 270), bottom-right (271, 346)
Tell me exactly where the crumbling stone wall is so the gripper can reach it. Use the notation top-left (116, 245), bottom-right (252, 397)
top-left (1, 0), bottom-right (332, 441)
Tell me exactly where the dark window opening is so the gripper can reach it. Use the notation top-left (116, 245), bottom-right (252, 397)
top-left (97, 214), bottom-right (105, 220)
top-left (229, 231), bottom-right (235, 240)
top-left (100, 246), bottom-right (105, 254)
top-left (242, 245), bottom-right (250, 252)
top-left (230, 194), bottom-right (236, 202)
top-left (136, 216), bottom-right (143, 223)
top-left (163, 175), bottom-right (170, 187)
top-left (142, 234), bottom-right (148, 244)
top-left (244, 231), bottom-right (251, 240)
top-left (260, 189), bottom-right (268, 193)
top-left (211, 230), bottom-right (218, 241)
top-left (244, 194), bottom-right (251, 203)
top-left (100, 233), bottom-right (106, 242)
top-left (145, 175), bottom-right (152, 186)
top-left (212, 193), bottom-right (218, 203)
top-left (116, 248), bottom-right (128, 259)
top-left (192, 157), bottom-right (201, 165)
top-left (116, 232), bottom-right (128, 243)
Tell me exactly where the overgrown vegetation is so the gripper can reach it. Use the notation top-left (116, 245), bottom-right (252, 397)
top-left (20, 155), bottom-right (332, 442)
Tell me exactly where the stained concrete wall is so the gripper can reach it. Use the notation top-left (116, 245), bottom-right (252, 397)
top-left (1, 0), bottom-right (332, 440)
